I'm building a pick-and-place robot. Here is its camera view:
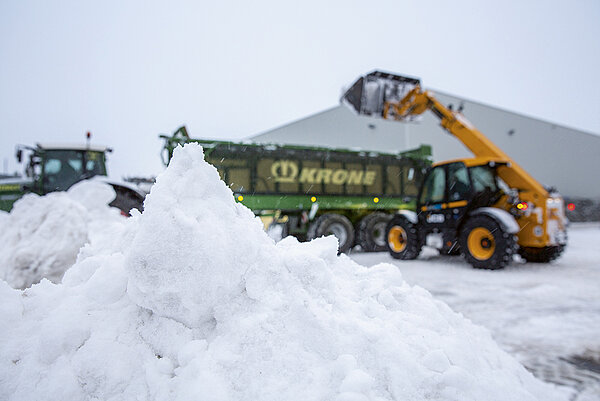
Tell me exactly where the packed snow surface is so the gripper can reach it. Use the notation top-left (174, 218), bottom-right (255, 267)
top-left (352, 223), bottom-right (600, 400)
top-left (0, 144), bottom-right (564, 401)
top-left (0, 180), bottom-right (124, 289)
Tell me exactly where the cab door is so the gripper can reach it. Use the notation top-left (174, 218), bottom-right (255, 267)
top-left (445, 162), bottom-right (472, 230)
top-left (418, 165), bottom-right (447, 231)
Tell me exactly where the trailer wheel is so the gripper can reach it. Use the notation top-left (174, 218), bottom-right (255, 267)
top-left (459, 215), bottom-right (515, 270)
top-left (518, 245), bottom-right (565, 263)
top-left (386, 215), bottom-right (422, 260)
top-left (307, 213), bottom-right (355, 254)
top-left (357, 212), bottom-right (392, 252)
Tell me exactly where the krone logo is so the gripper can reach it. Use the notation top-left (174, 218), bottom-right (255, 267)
top-left (271, 160), bottom-right (299, 183)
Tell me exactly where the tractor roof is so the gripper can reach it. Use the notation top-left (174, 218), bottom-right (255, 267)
top-left (36, 143), bottom-right (110, 153)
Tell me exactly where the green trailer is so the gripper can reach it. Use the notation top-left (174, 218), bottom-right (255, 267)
top-left (161, 126), bottom-right (431, 253)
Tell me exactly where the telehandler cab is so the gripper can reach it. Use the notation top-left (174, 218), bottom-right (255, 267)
top-left (342, 71), bottom-right (567, 269)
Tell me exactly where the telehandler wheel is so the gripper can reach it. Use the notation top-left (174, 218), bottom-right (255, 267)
top-left (357, 212), bottom-right (392, 252)
top-left (459, 215), bottom-right (515, 270)
top-left (307, 213), bottom-right (355, 254)
top-left (518, 245), bottom-right (565, 263)
top-left (386, 215), bottom-right (422, 260)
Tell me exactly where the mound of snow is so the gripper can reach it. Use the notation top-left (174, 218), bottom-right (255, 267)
top-left (0, 180), bottom-right (125, 289)
top-left (0, 145), bottom-right (563, 401)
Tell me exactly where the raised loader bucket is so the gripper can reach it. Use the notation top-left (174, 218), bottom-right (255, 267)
top-left (341, 71), bottom-right (421, 119)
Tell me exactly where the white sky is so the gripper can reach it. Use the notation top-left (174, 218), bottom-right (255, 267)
top-left (1, 0), bottom-right (599, 178)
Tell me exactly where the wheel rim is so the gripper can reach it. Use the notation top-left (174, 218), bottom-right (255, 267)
top-left (388, 226), bottom-right (407, 252)
top-left (372, 221), bottom-right (388, 247)
top-left (467, 227), bottom-right (495, 260)
top-left (326, 223), bottom-right (348, 245)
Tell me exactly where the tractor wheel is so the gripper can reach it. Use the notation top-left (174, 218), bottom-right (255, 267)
top-left (386, 215), bottom-right (422, 260)
top-left (357, 212), bottom-right (392, 252)
top-left (459, 215), bottom-right (515, 270)
top-left (518, 245), bottom-right (565, 263)
top-left (307, 213), bottom-right (355, 254)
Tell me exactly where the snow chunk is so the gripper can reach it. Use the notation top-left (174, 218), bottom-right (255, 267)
top-left (126, 144), bottom-right (272, 327)
top-left (0, 144), bottom-right (564, 401)
top-left (0, 180), bottom-right (124, 289)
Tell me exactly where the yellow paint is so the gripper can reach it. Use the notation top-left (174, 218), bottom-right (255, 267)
top-left (271, 160), bottom-right (377, 186)
top-left (0, 184), bottom-right (21, 192)
top-left (467, 227), bottom-right (495, 260)
top-left (270, 161), bottom-right (298, 183)
top-left (388, 226), bottom-right (407, 252)
top-left (447, 200), bottom-right (468, 208)
top-left (258, 216), bottom-right (274, 230)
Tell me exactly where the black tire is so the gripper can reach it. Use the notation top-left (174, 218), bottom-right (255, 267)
top-left (518, 245), bottom-right (565, 263)
top-left (459, 215), bottom-right (516, 270)
top-left (306, 213), bottom-right (355, 254)
top-left (385, 215), bottom-right (422, 260)
top-left (109, 187), bottom-right (144, 216)
top-left (357, 212), bottom-right (392, 252)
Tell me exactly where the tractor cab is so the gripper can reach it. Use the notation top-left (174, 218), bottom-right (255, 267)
top-left (2, 138), bottom-right (145, 216)
top-left (18, 144), bottom-right (110, 195)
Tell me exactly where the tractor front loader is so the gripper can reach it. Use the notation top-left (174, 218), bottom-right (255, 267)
top-left (342, 71), bottom-right (567, 269)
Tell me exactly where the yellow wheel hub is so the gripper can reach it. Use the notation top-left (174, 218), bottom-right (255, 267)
top-left (467, 227), bottom-right (495, 260)
top-left (388, 226), bottom-right (408, 253)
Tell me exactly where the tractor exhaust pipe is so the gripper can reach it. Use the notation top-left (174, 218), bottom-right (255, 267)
top-left (341, 70), bottom-right (421, 120)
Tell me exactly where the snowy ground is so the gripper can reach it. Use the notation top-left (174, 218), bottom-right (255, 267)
top-left (351, 223), bottom-right (600, 401)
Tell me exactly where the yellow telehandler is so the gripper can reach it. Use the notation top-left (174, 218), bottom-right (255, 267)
top-left (342, 71), bottom-right (567, 269)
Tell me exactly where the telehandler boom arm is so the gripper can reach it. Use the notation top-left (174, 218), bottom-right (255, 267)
top-left (383, 85), bottom-right (549, 198)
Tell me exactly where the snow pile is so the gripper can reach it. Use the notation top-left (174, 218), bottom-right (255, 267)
top-left (0, 144), bottom-right (562, 401)
top-left (0, 180), bottom-right (125, 289)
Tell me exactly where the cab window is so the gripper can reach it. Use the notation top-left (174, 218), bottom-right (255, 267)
top-left (420, 166), bottom-right (446, 205)
top-left (470, 165), bottom-right (498, 193)
top-left (447, 162), bottom-right (470, 201)
top-left (43, 150), bottom-right (85, 192)
top-left (84, 152), bottom-right (106, 175)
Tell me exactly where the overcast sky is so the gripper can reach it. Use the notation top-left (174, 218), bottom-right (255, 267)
top-left (1, 0), bottom-right (599, 178)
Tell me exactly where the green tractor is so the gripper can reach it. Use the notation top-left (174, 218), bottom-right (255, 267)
top-left (0, 140), bottom-right (146, 215)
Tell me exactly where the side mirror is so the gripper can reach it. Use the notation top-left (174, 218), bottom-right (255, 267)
top-left (16, 149), bottom-right (22, 163)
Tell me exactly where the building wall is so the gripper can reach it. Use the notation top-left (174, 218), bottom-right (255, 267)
top-left (252, 91), bottom-right (600, 199)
